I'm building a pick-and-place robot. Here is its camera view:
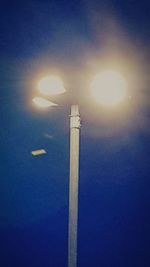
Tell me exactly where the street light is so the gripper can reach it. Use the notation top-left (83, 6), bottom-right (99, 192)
top-left (32, 70), bottom-right (128, 267)
top-left (38, 75), bottom-right (66, 96)
top-left (91, 70), bottom-right (127, 107)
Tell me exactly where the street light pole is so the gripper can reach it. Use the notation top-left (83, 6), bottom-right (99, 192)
top-left (68, 105), bottom-right (81, 267)
top-left (33, 71), bottom-right (128, 267)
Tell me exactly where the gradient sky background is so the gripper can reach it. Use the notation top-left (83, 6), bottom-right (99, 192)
top-left (0, 0), bottom-right (150, 266)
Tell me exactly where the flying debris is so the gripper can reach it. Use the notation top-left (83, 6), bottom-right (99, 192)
top-left (31, 149), bottom-right (47, 156)
top-left (43, 133), bottom-right (54, 140)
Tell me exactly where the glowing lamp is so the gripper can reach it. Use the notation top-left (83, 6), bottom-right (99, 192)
top-left (91, 70), bottom-right (127, 107)
top-left (38, 75), bottom-right (66, 96)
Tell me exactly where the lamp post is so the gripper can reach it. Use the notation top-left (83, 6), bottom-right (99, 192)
top-left (68, 105), bottom-right (80, 267)
top-left (32, 70), bottom-right (128, 267)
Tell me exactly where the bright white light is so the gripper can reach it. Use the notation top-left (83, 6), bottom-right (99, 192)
top-left (32, 97), bottom-right (58, 108)
top-left (38, 75), bottom-right (66, 96)
top-left (91, 70), bottom-right (127, 107)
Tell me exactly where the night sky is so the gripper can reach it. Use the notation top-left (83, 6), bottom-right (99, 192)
top-left (0, 0), bottom-right (150, 266)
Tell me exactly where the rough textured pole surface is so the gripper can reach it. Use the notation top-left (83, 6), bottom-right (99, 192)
top-left (68, 105), bottom-right (80, 267)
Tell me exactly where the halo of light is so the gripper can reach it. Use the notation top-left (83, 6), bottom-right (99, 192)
top-left (91, 70), bottom-right (127, 107)
top-left (32, 97), bottom-right (58, 108)
top-left (38, 75), bottom-right (66, 96)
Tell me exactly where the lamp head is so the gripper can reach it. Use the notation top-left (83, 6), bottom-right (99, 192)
top-left (32, 97), bottom-right (58, 108)
top-left (38, 75), bottom-right (66, 96)
top-left (91, 70), bottom-right (128, 107)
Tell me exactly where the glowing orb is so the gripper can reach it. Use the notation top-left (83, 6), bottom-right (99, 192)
top-left (38, 75), bottom-right (66, 96)
top-left (91, 70), bottom-right (127, 107)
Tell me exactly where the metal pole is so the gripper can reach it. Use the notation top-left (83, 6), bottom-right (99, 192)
top-left (68, 105), bottom-right (81, 267)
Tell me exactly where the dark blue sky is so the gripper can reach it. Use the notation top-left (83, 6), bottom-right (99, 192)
top-left (0, 0), bottom-right (150, 266)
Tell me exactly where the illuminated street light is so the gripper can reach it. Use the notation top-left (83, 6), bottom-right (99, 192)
top-left (38, 75), bottom-right (66, 96)
top-left (32, 70), bottom-right (127, 267)
top-left (91, 70), bottom-right (127, 107)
